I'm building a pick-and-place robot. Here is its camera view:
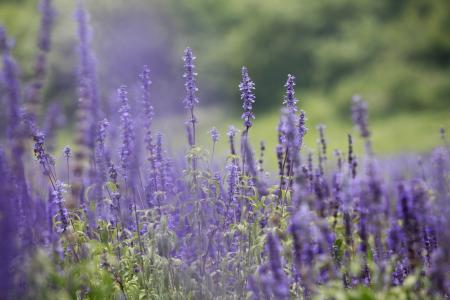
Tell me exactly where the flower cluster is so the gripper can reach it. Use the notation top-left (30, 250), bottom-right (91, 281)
top-left (239, 66), bottom-right (256, 129)
top-left (0, 3), bottom-right (449, 300)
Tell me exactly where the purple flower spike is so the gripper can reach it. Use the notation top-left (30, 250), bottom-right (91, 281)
top-left (266, 232), bottom-right (290, 299)
top-left (298, 110), bottom-right (307, 151)
top-left (1, 28), bottom-right (21, 139)
top-left (283, 74), bottom-right (298, 113)
top-left (53, 181), bottom-right (69, 232)
top-left (183, 47), bottom-right (199, 110)
top-left (118, 85), bottom-right (135, 180)
top-left (75, 0), bottom-right (99, 148)
top-left (351, 95), bottom-right (370, 139)
top-left (33, 131), bottom-right (48, 169)
top-left (183, 47), bottom-right (199, 145)
top-left (209, 127), bottom-right (220, 143)
top-left (63, 145), bottom-right (71, 158)
top-left (227, 125), bottom-right (239, 155)
top-left (139, 65), bottom-right (155, 154)
top-left (239, 66), bottom-right (256, 130)
top-left (37, 0), bottom-right (55, 52)
top-left (227, 125), bottom-right (239, 138)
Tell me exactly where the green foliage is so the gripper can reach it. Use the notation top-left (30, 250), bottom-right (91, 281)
top-left (163, 0), bottom-right (450, 117)
top-left (2, 0), bottom-right (449, 119)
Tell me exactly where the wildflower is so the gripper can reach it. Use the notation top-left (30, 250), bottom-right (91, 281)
top-left (351, 95), bottom-right (370, 139)
top-left (316, 124), bottom-right (327, 161)
top-left (75, 0), bottom-right (99, 152)
top-left (37, 0), bottom-right (55, 52)
top-left (53, 181), bottom-right (69, 232)
top-left (227, 125), bottom-right (239, 155)
top-left (209, 127), bottom-right (220, 143)
top-left (183, 47), bottom-right (198, 144)
top-left (139, 65), bottom-right (154, 154)
top-left (348, 134), bottom-right (357, 179)
top-left (283, 74), bottom-right (298, 113)
top-left (1, 27), bottom-right (21, 139)
top-left (182, 47), bottom-right (199, 111)
top-left (226, 160), bottom-right (239, 223)
top-left (298, 110), bottom-right (307, 151)
top-left (239, 66), bottom-right (256, 130)
top-left (63, 145), bottom-right (71, 158)
top-left (118, 85), bottom-right (135, 181)
top-left (266, 232), bottom-right (290, 299)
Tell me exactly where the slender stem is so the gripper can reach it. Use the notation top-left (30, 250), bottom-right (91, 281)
top-left (132, 188), bottom-right (145, 255)
top-left (190, 108), bottom-right (196, 145)
top-left (277, 148), bottom-right (289, 208)
top-left (211, 142), bottom-right (216, 166)
top-left (241, 127), bottom-right (249, 176)
top-left (66, 157), bottom-right (70, 185)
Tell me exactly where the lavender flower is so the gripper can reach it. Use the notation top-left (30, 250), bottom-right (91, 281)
top-left (209, 127), bottom-right (220, 143)
top-left (23, 0), bottom-right (55, 126)
top-left (298, 110), bottom-right (307, 150)
top-left (209, 127), bottom-right (220, 163)
top-left (75, 0), bottom-right (99, 149)
top-left (118, 85), bottom-right (135, 181)
top-left (33, 131), bottom-right (56, 182)
top-left (239, 66), bottom-right (256, 130)
top-left (53, 181), bottom-right (69, 232)
top-left (97, 119), bottom-right (109, 147)
top-left (226, 160), bottom-right (239, 223)
top-left (1, 27), bottom-right (21, 139)
top-left (62, 146), bottom-right (70, 159)
top-left (139, 65), bottom-right (154, 151)
top-left (266, 232), bottom-right (290, 299)
top-left (351, 95), bottom-right (370, 139)
top-left (348, 134), bottom-right (357, 179)
top-left (247, 275), bottom-right (261, 300)
top-left (182, 47), bottom-right (199, 110)
top-left (93, 119), bottom-right (110, 215)
top-left (316, 124), bottom-right (327, 160)
top-left (155, 132), bottom-right (166, 194)
top-left (37, 0), bottom-right (55, 52)
top-left (0, 149), bottom-right (16, 299)
top-left (183, 47), bottom-right (199, 144)
top-left (283, 74), bottom-right (298, 113)
top-left (227, 125), bottom-right (239, 155)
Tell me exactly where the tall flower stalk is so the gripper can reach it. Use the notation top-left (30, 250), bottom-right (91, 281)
top-left (73, 0), bottom-right (100, 204)
top-left (24, 0), bottom-right (55, 124)
top-left (239, 66), bottom-right (256, 134)
top-left (139, 65), bottom-right (157, 208)
top-left (118, 85), bottom-right (135, 190)
top-left (239, 66), bottom-right (256, 176)
top-left (283, 74), bottom-right (298, 113)
top-left (183, 47), bottom-right (199, 145)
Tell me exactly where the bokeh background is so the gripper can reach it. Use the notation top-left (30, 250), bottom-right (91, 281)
top-left (1, 0), bottom-right (449, 163)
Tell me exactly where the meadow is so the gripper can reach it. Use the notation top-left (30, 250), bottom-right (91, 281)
top-left (1, 1), bottom-right (449, 299)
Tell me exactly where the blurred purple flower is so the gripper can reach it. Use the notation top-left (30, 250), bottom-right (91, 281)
top-left (118, 85), bottom-right (135, 181)
top-left (239, 66), bottom-right (256, 130)
top-left (266, 232), bottom-right (290, 299)
top-left (209, 127), bottom-right (220, 143)
top-left (351, 95), bottom-right (370, 139)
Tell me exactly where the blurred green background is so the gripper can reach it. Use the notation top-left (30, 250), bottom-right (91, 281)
top-left (1, 0), bottom-right (449, 159)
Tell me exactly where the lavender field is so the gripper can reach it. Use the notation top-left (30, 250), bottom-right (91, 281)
top-left (1, 1), bottom-right (449, 299)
